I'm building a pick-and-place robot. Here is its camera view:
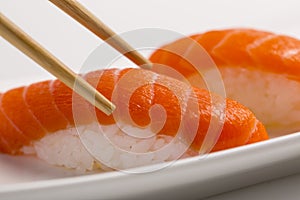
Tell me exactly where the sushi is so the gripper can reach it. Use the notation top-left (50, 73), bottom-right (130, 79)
top-left (0, 68), bottom-right (267, 171)
top-left (150, 28), bottom-right (300, 136)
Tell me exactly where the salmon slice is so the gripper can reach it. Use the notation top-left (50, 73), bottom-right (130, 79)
top-left (150, 29), bottom-right (300, 135)
top-left (0, 68), bottom-right (268, 155)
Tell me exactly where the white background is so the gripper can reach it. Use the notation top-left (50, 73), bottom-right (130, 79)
top-left (1, 0), bottom-right (300, 89)
top-left (1, 0), bottom-right (300, 199)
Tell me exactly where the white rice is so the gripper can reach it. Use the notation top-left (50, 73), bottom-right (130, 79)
top-left (168, 65), bottom-right (300, 137)
top-left (21, 123), bottom-right (196, 172)
top-left (191, 67), bottom-right (300, 136)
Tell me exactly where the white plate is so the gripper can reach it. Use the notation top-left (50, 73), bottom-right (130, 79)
top-left (1, 0), bottom-right (300, 199)
top-left (0, 133), bottom-right (300, 200)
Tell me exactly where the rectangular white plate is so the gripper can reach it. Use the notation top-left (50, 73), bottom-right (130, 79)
top-left (0, 132), bottom-right (300, 200)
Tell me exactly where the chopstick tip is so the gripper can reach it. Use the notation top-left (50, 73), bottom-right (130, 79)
top-left (107, 103), bottom-right (116, 115)
top-left (140, 61), bottom-right (153, 70)
top-left (94, 95), bottom-right (116, 116)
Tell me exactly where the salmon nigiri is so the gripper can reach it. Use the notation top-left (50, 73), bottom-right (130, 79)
top-left (150, 29), bottom-right (300, 136)
top-left (0, 68), bottom-right (267, 171)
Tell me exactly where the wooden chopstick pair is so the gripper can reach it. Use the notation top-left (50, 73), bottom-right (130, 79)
top-left (0, 0), bottom-right (152, 116)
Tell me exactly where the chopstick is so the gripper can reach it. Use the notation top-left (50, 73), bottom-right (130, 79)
top-left (0, 13), bottom-right (115, 115)
top-left (49, 0), bottom-right (152, 69)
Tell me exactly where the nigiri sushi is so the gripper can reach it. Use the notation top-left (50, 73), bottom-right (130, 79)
top-left (150, 28), bottom-right (300, 136)
top-left (0, 68), bottom-right (268, 171)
